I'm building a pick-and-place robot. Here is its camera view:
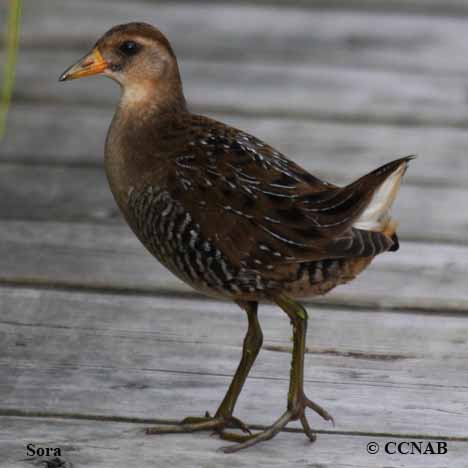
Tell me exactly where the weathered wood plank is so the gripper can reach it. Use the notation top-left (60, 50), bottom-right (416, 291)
top-left (15, 0), bottom-right (468, 76)
top-left (0, 163), bottom-right (466, 244)
top-left (1, 286), bottom-right (468, 438)
top-left (5, 362), bottom-right (464, 450)
top-left (2, 285), bottom-right (468, 370)
top-left (10, 364), bottom-right (466, 439)
top-left (11, 49), bottom-right (468, 127)
top-left (0, 165), bottom-right (119, 222)
top-left (1, 220), bottom-right (467, 311)
top-left (1, 2), bottom-right (466, 464)
top-left (3, 417), bottom-right (466, 468)
top-left (3, 104), bottom-right (468, 188)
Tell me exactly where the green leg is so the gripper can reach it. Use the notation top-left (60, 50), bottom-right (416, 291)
top-left (279, 295), bottom-right (333, 423)
top-left (215, 301), bottom-right (263, 419)
top-left (145, 301), bottom-right (262, 436)
top-left (220, 295), bottom-right (333, 453)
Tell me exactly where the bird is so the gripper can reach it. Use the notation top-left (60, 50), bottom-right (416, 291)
top-left (60, 22), bottom-right (414, 452)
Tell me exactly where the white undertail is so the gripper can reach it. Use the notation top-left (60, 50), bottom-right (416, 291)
top-left (353, 161), bottom-right (408, 233)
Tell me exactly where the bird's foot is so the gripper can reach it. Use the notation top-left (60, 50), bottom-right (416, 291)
top-left (145, 411), bottom-right (251, 436)
top-left (219, 394), bottom-right (333, 453)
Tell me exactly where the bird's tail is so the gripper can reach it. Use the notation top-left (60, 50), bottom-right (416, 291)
top-left (352, 155), bottom-right (415, 235)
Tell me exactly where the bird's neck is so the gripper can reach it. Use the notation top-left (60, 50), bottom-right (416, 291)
top-left (118, 78), bottom-right (187, 120)
top-left (105, 79), bottom-right (188, 218)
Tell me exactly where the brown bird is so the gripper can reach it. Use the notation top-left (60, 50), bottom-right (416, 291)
top-left (60, 23), bottom-right (414, 452)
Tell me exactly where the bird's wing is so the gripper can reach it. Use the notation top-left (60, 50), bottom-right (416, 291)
top-left (166, 117), bottom-right (403, 271)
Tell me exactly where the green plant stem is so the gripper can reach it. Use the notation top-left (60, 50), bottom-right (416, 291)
top-left (0, 0), bottom-right (22, 140)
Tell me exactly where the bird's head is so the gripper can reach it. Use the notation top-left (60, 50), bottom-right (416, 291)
top-left (60, 22), bottom-right (184, 110)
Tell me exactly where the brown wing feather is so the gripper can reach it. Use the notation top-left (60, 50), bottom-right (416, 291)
top-left (166, 115), bottom-right (408, 271)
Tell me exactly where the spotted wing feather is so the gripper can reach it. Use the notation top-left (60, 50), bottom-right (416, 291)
top-left (167, 115), bottom-right (406, 271)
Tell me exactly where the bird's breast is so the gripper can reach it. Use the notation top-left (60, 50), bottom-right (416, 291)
top-left (104, 111), bottom-right (164, 219)
top-left (104, 113), bottom-right (132, 215)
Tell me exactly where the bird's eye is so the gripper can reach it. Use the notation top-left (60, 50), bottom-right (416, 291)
top-left (119, 40), bottom-right (140, 56)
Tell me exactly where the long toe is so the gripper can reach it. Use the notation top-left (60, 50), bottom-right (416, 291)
top-left (219, 396), bottom-right (332, 452)
top-left (223, 415), bottom-right (252, 434)
top-left (217, 431), bottom-right (257, 443)
top-left (300, 414), bottom-right (317, 442)
top-left (145, 413), bottom-right (252, 437)
top-left (145, 416), bottom-right (222, 435)
top-left (303, 396), bottom-right (334, 425)
top-left (220, 411), bottom-right (293, 453)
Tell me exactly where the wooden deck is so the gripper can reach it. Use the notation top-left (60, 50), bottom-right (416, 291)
top-left (1, 0), bottom-right (468, 466)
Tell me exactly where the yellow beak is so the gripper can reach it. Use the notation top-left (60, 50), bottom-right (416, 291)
top-left (59, 48), bottom-right (108, 82)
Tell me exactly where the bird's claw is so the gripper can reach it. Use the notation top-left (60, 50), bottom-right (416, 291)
top-left (220, 395), bottom-right (333, 453)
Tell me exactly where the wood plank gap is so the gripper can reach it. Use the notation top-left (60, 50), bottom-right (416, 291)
top-left (9, 100), bottom-right (468, 133)
top-left (5, 42), bottom-right (468, 80)
top-left (0, 158), bottom-right (103, 170)
top-left (2, 279), bottom-right (468, 317)
top-left (1, 410), bottom-right (467, 442)
top-left (12, 95), bottom-right (468, 130)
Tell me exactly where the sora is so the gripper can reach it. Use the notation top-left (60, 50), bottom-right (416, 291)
top-left (60, 23), bottom-right (414, 452)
